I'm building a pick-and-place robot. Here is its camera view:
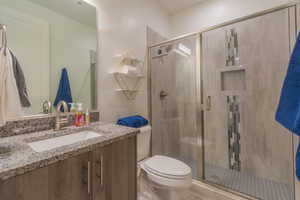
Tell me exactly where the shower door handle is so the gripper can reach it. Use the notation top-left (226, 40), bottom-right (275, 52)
top-left (160, 90), bottom-right (168, 99)
top-left (206, 96), bottom-right (212, 111)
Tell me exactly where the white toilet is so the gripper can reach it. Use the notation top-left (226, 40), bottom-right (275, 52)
top-left (137, 125), bottom-right (192, 200)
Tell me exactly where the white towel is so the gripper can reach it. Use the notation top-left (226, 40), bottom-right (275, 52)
top-left (0, 48), bottom-right (23, 126)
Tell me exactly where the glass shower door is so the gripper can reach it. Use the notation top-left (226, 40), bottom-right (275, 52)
top-left (202, 8), bottom-right (294, 200)
top-left (150, 35), bottom-right (203, 179)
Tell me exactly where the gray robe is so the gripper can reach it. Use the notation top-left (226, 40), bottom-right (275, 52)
top-left (10, 51), bottom-right (31, 107)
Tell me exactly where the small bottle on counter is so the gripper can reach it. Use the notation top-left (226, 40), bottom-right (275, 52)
top-left (85, 109), bottom-right (90, 125)
top-left (75, 103), bottom-right (84, 127)
top-left (69, 103), bottom-right (76, 113)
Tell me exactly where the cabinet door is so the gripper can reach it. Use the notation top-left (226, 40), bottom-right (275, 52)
top-left (93, 136), bottom-right (137, 200)
top-left (109, 136), bottom-right (137, 200)
top-left (92, 145), bottom-right (110, 200)
top-left (48, 152), bottom-right (91, 200)
top-left (0, 167), bottom-right (49, 200)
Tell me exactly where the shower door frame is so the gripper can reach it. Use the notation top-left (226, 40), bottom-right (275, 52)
top-left (148, 2), bottom-right (299, 200)
top-left (148, 33), bottom-right (204, 179)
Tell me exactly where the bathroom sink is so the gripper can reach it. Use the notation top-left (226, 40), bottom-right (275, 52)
top-left (28, 131), bottom-right (103, 152)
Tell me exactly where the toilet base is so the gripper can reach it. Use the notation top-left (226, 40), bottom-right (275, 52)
top-left (138, 168), bottom-right (191, 200)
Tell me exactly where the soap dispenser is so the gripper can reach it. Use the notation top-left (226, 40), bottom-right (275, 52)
top-left (75, 103), bottom-right (84, 127)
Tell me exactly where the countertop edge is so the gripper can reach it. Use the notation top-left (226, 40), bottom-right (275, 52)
top-left (0, 124), bottom-right (140, 181)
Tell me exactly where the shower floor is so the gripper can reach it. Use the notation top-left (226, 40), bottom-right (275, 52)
top-left (205, 164), bottom-right (294, 200)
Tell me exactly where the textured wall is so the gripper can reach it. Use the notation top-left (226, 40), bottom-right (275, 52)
top-left (92, 0), bottom-right (171, 122)
top-left (170, 0), bottom-right (293, 37)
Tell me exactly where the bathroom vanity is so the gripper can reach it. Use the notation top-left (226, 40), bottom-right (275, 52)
top-left (0, 122), bottom-right (138, 200)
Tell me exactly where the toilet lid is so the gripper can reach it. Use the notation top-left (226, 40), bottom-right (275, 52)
top-left (143, 156), bottom-right (191, 179)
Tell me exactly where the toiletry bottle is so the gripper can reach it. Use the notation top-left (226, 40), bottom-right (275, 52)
top-left (75, 103), bottom-right (84, 127)
top-left (85, 109), bottom-right (90, 125)
top-left (69, 103), bottom-right (76, 113)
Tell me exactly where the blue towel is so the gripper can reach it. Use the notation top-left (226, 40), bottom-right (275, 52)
top-left (296, 145), bottom-right (300, 180)
top-left (54, 68), bottom-right (73, 111)
top-left (276, 33), bottom-right (300, 180)
top-left (117, 115), bottom-right (148, 128)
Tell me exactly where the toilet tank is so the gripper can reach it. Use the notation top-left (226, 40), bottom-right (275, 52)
top-left (137, 125), bottom-right (152, 161)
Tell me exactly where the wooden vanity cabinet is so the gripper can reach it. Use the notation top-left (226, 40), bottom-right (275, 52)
top-left (0, 152), bottom-right (92, 200)
top-left (48, 152), bottom-right (91, 200)
top-left (110, 136), bottom-right (137, 200)
top-left (92, 145), bottom-right (109, 200)
top-left (0, 166), bottom-right (49, 200)
top-left (92, 136), bottom-right (137, 200)
top-left (0, 136), bottom-right (137, 200)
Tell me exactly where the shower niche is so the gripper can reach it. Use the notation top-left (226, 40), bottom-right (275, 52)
top-left (220, 68), bottom-right (246, 91)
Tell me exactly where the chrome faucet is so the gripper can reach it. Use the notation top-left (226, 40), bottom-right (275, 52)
top-left (55, 101), bottom-right (69, 131)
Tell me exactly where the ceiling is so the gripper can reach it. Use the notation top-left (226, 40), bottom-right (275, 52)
top-left (27, 0), bottom-right (97, 27)
top-left (157, 0), bottom-right (207, 14)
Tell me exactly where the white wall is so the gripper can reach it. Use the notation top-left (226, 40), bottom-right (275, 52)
top-left (171, 0), bottom-right (294, 37)
top-left (91, 0), bottom-right (171, 122)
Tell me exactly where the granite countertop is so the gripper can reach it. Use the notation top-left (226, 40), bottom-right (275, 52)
top-left (0, 122), bottom-right (139, 181)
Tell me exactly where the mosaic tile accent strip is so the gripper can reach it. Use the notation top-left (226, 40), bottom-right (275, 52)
top-left (227, 96), bottom-right (241, 171)
top-left (225, 29), bottom-right (240, 66)
top-left (0, 111), bottom-right (100, 138)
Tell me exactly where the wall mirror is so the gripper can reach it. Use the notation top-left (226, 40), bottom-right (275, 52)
top-left (0, 0), bottom-right (97, 119)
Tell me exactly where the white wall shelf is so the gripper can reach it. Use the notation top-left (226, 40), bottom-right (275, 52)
top-left (115, 89), bottom-right (139, 92)
top-left (110, 72), bottom-right (145, 78)
top-left (110, 53), bottom-right (145, 100)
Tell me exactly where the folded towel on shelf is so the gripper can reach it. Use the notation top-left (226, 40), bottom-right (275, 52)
top-left (117, 115), bottom-right (148, 128)
top-left (276, 33), bottom-right (300, 180)
top-left (54, 68), bottom-right (73, 111)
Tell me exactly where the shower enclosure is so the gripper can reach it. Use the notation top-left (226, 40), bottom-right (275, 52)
top-left (202, 7), bottom-right (294, 200)
top-left (150, 35), bottom-right (203, 179)
top-left (149, 5), bottom-right (296, 200)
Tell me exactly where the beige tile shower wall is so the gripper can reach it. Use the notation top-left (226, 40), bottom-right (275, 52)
top-left (90, 0), bottom-right (171, 122)
top-left (202, 7), bottom-right (294, 185)
top-left (170, 0), bottom-right (294, 37)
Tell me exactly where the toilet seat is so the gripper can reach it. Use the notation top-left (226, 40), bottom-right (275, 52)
top-left (141, 155), bottom-right (192, 188)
